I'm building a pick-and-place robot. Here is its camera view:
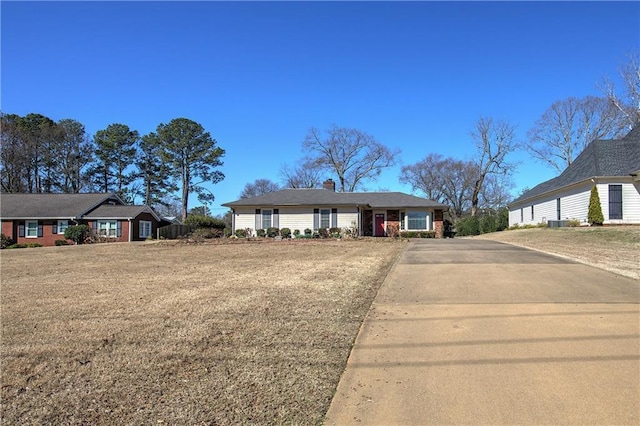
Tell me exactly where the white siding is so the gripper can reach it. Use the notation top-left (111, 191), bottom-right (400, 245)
top-left (233, 207), bottom-right (257, 234)
top-left (277, 207), bottom-right (314, 232)
top-left (232, 206), bottom-right (362, 234)
top-left (509, 178), bottom-right (640, 227)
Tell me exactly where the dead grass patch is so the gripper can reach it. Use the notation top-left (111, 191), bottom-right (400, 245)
top-left (475, 226), bottom-right (640, 279)
top-left (1, 239), bottom-right (406, 425)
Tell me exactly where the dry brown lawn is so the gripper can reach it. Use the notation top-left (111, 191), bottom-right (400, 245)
top-left (1, 239), bottom-right (406, 425)
top-left (475, 226), bottom-right (640, 279)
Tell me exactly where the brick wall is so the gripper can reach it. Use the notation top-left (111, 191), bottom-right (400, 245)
top-left (434, 209), bottom-right (444, 238)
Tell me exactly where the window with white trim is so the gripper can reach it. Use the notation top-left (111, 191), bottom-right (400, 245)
top-left (400, 212), bottom-right (406, 230)
top-left (139, 221), bottom-right (152, 238)
top-left (57, 220), bottom-right (69, 235)
top-left (320, 209), bottom-right (331, 228)
top-left (406, 212), bottom-right (427, 230)
top-left (26, 220), bottom-right (38, 238)
top-left (262, 210), bottom-right (272, 229)
top-left (609, 185), bottom-right (623, 220)
top-left (98, 220), bottom-right (118, 237)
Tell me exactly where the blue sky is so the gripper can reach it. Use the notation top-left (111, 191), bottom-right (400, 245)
top-left (2, 1), bottom-right (639, 215)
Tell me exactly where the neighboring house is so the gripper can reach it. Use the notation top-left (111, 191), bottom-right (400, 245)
top-left (509, 126), bottom-right (640, 227)
top-left (222, 179), bottom-right (449, 237)
top-left (0, 193), bottom-right (164, 246)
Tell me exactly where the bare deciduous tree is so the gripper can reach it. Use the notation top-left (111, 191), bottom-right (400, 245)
top-left (526, 96), bottom-right (627, 173)
top-left (601, 49), bottom-right (640, 129)
top-left (280, 162), bottom-right (323, 189)
top-left (303, 125), bottom-right (399, 192)
top-left (239, 178), bottom-right (280, 199)
top-left (470, 117), bottom-right (518, 216)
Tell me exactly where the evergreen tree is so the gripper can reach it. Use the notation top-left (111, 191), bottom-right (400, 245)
top-left (588, 185), bottom-right (604, 225)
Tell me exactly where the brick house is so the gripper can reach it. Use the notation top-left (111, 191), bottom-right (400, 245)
top-left (0, 193), bottom-right (164, 246)
top-left (223, 179), bottom-right (449, 237)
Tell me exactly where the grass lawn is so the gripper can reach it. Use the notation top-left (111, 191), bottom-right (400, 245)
top-left (1, 239), bottom-right (406, 425)
top-left (476, 226), bottom-right (640, 279)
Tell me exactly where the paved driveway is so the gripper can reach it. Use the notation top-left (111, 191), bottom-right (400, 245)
top-left (325, 239), bottom-right (640, 425)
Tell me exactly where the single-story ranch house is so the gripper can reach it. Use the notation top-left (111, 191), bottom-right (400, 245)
top-left (0, 192), bottom-right (164, 246)
top-left (222, 179), bottom-right (449, 237)
top-left (509, 125), bottom-right (640, 226)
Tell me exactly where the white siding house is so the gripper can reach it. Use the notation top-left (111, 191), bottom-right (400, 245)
top-left (223, 179), bottom-right (449, 237)
top-left (509, 126), bottom-right (640, 226)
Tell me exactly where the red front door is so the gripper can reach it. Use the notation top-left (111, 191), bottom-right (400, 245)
top-left (374, 214), bottom-right (385, 237)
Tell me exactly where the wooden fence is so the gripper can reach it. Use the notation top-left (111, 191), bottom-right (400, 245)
top-left (157, 224), bottom-right (196, 240)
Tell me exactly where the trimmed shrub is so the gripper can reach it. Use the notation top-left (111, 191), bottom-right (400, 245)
top-left (318, 228), bottom-right (330, 238)
top-left (55, 239), bottom-right (70, 246)
top-left (293, 229), bottom-right (301, 237)
top-left (280, 228), bottom-right (291, 238)
top-left (256, 229), bottom-right (266, 238)
top-left (304, 228), bottom-right (312, 236)
top-left (64, 224), bottom-right (92, 244)
top-left (235, 229), bottom-right (247, 238)
top-left (588, 186), bottom-right (604, 225)
top-left (496, 208), bottom-right (509, 231)
top-left (266, 227), bottom-right (279, 238)
top-left (1, 233), bottom-right (15, 249)
top-left (184, 214), bottom-right (226, 229)
top-left (400, 231), bottom-right (436, 238)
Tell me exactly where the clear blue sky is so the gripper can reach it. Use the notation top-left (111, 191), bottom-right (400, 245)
top-left (2, 1), bottom-right (639, 215)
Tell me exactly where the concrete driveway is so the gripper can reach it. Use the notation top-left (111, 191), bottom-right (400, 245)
top-left (324, 239), bottom-right (640, 425)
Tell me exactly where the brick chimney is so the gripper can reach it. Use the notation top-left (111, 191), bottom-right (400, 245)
top-left (323, 178), bottom-right (336, 191)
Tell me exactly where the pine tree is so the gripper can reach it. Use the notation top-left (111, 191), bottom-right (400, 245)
top-left (588, 185), bottom-right (604, 225)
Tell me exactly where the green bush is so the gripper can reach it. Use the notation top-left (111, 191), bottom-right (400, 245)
top-left (64, 224), bottom-right (92, 244)
top-left (304, 228), bottom-right (312, 236)
top-left (235, 229), bottom-right (247, 238)
top-left (280, 228), bottom-right (291, 238)
top-left (456, 216), bottom-right (480, 236)
top-left (266, 227), bottom-right (279, 238)
top-left (318, 228), bottom-right (330, 238)
top-left (184, 214), bottom-right (226, 229)
top-left (7, 242), bottom-right (42, 249)
top-left (293, 229), bottom-right (301, 237)
top-left (329, 227), bottom-right (341, 238)
top-left (588, 186), bottom-right (604, 226)
top-left (256, 229), bottom-right (266, 238)
top-left (400, 231), bottom-right (436, 238)
top-left (1, 233), bottom-right (15, 249)
top-left (480, 215), bottom-right (497, 234)
top-left (496, 208), bottom-right (509, 231)
top-left (55, 239), bottom-right (70, 246)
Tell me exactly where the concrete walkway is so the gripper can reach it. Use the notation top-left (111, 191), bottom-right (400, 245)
top-left (324, 239), bottom-right (640, 425)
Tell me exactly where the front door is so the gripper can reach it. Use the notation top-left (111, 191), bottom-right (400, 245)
top-left (374, 214), bottom-right (385, 237)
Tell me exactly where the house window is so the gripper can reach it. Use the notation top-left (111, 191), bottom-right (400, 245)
top-left (139, 221), bottom-right (152, 238)
top-left (98, 220), bottom-right (118, 237)
top-left (407, 212), bottom-right (427, 230)
top-left (57, 220), bottom-right (69, 235)
top-left (320, 209), bottom-right (331, 228)
top-left (400, 212), bottom-right (405, 230)
top-left (262, 210), bottom-right (272, 229)
top-left (609, 185), bottom-right (623, 220)
top-left (25, 220), bottom-right (38, 238)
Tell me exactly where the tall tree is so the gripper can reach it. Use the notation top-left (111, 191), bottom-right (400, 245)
top-left (601, 49), bottom-right (640, 130)
top-left (0, 113), bottom-right (29, 193)
top-left (526, 96), bottom-right (627, 173)
top-left (155, 118), bottom-right (225, 221)
top-left (302, 125), bottom-right (399, 192)
top-left (470, 117), bottom-right (518, 216)
top-left (280, 162), bottom-right (323, 189)
top-left (239, 178), bottom-right (280, 199)
top-left (18, 113), bottom-right (58, 193)
top-left (89, 123), bottom-right (139, 199)
top-left (137, 132), bottom-right (176, 205)
top-left (400, 153), bottom-right (477, 220)
top-left (55, 118), bottom-right (94, 193)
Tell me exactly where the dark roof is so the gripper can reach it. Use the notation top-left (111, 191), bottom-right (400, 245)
top-left (512, 126), bottom-right (640, 205)
top-left (84, 204), bottom-right (160, 220)
top-left (223, 189), bottom-right (448, 209)
top-left (0, 193), bottom-right (122, 219)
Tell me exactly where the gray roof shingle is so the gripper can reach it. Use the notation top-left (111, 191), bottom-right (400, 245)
top-left (83, 204), bottom-right (157, 219)
top-left (512, 126), bottom-right (640, 205)
top-left (0, 193), bottom-right (121, 219)
top-left (223, 189), bottom-right (448, 209)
